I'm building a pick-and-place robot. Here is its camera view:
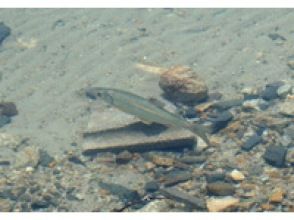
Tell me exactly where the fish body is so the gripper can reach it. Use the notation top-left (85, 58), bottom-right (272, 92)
top-left (86, 87), bottom-right (210, 146)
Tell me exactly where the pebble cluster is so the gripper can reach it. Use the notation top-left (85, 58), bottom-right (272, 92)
top-left (0, 76), bottom-right (293, 212)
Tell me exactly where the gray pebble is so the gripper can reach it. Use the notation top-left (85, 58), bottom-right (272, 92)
top-left (39, 150), bottom-right (54, 167)
top-left (277, 84), bottom-right (292, 98)
top-left (263, 145), bottom-right (287, 167)
top-left (144, 181), bottom-right (159, 193)
top-left (0, 22), bottom-right (10, 45)
top-left (241, 134), bottom-right (262, 151)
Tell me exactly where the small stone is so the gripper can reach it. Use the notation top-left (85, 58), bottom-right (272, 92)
top-left (0, 133), bottom-right (23, 150)
top-left (229, 169), bottom-right (245, 181)
top-left (277, 84), bottom-right (292, 98)
top-left (241, 134), bottom-right (262, 151)
top-left (74, 193), bottom-right (85, 201)
top-left (242, 99), bottom-right (269, 111)
top-left (160, 171), bottom-right (193, 187)
top-left (212, 99), bottom-right (243, 110)
top-left (144, 162), bottom-right (156, 170)
top-left (208, 92), bottom-right (222, 101)
top-left (115, 150), bottom-right (133, 164)
top-left (263, 145), bottom-right (287, 167)
top-left (159, 187), bottom-right (205, 209)
top-left (268, 33), bottom-right (286, 41)
top-left (0, 115), bottom-right (11, 128)
top-left (206, 197), bottom-right (239, 212)
top-left (197, 137), bottom-right (208, 151)
top-left (0, 22), bottom-right (11, 46)
top-left (241, 87), bottom-right (260, 100)
top-left (287, 60), bottom-right (294, 70)
top-left (195, 102), bottom-right (215, 113)
top-left (261, 203), bottom-right (274, 211)
top-left (179, 155), bottom-right (207, 164)
top-left (0, 199), bottom-right (12, 211)
top-left (25, 166), bottom-right (34, 172)
top-left (205, 172), bottom-right (225, 183)
top-left (278, 101), bottom-right (294, 117)
top-left (39, 150), bottom-right (54, 167)
top-left (152, 155), bottom-right (174, 167)
top-left (206, 182), bottom-right (235, 196)
top-left (99, 182), bottom-right (141, 205)
top-left (286, 147), bottom-right (294, 164)
top-left (209, 111), bottom-right (233, 133)
top-left (14, 146), bottom-right (40, 168)
top-left (137, 199), bottom-right (171, 212)
top-left (260, 83), bottom-right (283, 101)
top-left (269, 188), bottom-right (285, 203)
top-left (159, 66), bottom-right (208, 104)
top-left (0, 102), bottom-right (18, 117)
top-left (144, 181), bottom-right (159, 193)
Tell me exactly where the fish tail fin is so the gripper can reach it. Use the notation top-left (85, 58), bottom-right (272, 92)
top-left (188, 123), bottom-right (211, 147)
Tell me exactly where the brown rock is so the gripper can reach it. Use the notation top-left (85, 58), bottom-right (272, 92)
top-left (144, 162), bottom-right (156, 170)
top-left (14, 146), bottom-right (40, 168)
top-left (115, 150), bottom-right (133, 164)
top-left (207, 182), bottom-right (235, 196)
top-left (159, 66), bottom-right (208, 104)
top-left (0, 199), bottom-right (12, 212)
top-left (152, 155), bottom-right (175, 167)
top-left (261, 203), bottom-right (274, 211)
top-left (206, 197), bottom-right (239, 212)
top-left (269, 188), bottom-right (285, 203)
top-left (287, 60), bottom-right (294, 70)
top-left (229, 169), bottom-right (245, 181)
top-left (279, 100), bottom-right (294, 117)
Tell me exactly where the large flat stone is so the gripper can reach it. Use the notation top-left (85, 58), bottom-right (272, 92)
top-left (82, 108), bottom-right (196, 154)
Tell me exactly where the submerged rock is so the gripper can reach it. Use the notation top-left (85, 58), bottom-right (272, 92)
top-left (277, 84), bottom-right (292, 98)
top-left (137, 199), bottom-right (172, 212)
top-left (14, 146), bottom-right (40, 168)
top-left (229, 169), bottom-right (245, 181)
top-left (242, 99), bottom-right (269, 111)
top-left (206, 197), bottom-right (239, 212)
top-left (212, 99), bottom-right (243, 110)
top-left (209, 111), bottom-right (233, 133)
top-left (0, 22), bottom-right (11, 46)
top-left (263, 145), bottom-right (287, 167)
top-left (285, 147), bottom-right (294, 165)
top-left (0, 199), bottom-right (12, 211)
top-left (205, 172), bottom-right (226, 183)
top-left (0, 115), bottom-right (11, 128)
top-left (144, 181), bottom-right (159, 193)
top-left (159, 187), bottom-right (205, 209)
top-left (241, 87), bottom-right (260, 100)
top-left (260, 82), bottom-right (284, 101)
top-left (0, 102), bottom-right (18, 117)
top-left (39, 150), bottom-right (55, 167)
top-left (241, 134), bottom-right (262, 151)
top-left (98, 182), bottom-right (141, 205)
top-left (115, 151), bottom-right (133, 164)
top-left (159, 66), bottom-right (208, 104)
top-left (269, 187), bottom-right (285, 203)
top-left (278, 100), bottom-right (294, 117)
top-left (206, 182), bottom-right (235, 196)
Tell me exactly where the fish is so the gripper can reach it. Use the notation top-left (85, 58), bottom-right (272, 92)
top-left (85, 87), bottom-right (211, 146)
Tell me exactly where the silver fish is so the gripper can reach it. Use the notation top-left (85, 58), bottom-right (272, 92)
top-left (86, 87), bottom-right (210, 146)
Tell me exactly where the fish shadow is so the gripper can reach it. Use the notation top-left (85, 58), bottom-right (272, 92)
top-left (127, 122), bottom-right (169, 136)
